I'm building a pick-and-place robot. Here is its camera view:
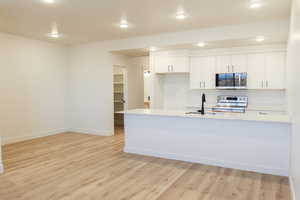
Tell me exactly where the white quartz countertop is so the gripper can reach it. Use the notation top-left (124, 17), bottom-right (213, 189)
top-left (120, 109), bottom-right (291, 124)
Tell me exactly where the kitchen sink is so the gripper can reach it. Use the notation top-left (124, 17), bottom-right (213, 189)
top-left (185, 111), bottom-right (217, 115)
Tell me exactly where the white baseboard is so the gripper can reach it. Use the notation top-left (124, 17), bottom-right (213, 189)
top-left (3, 128), bottom-right (67, 145)
top-left (69, 128), bottom-right (113, 136)
top-left (124, 147), bottom-right (288, 177)
top-left (0, 161), bottom-right (4, 173)
top-left (289, 176), bottom-right (296, 200)
top-left (2, 128), bottom-right (113, 145)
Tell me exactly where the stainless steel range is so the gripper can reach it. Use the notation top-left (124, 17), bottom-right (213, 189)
top-left (212, 95), bottom-right (248, 113)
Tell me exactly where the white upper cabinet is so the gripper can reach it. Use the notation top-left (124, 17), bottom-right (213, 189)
top-left (154, 55), bottom-right (169, 73)
top-left (247, 53), bottom-right (266, 89)
top-left (216, 54), bottom-right (247, 73)
top-left (190, 56), bottom-right (215, 89)
top-left (216, 56), bottom-right (231, 73)
top-left (171, 56), bottom-right (190, 73)
top-left (155, 48), bottom-right (286, 91)
top-left (247, 52), bottom-right (286, 89)
top-left (154, 55), bottom-right (189, 74)
top-left (265, 52), bottom-right (286, 89)
top-left (231, 54), bottom-right (247, 72)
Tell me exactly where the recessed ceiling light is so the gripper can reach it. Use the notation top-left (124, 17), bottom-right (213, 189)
top-left (47, 32), bottom-right (61, 38)
top-left (49, 33), bottom-right (60, 38)
top-left (47, 23), bottom-right (61, 38)
top-left (250, 2), bottom-right (262, 8)
top-left (249, 0), bottom-right (262, 8)
top-left (149, 47), bottom-right (157, 52)
top-left (42, 0), bottom-right (55, 4)
top-left (119, 20), bottom-right (129, 29)
top-left (176, 12), bottom-right (186, 20)
top-left (197, 42), bottom-right (206, 47)
top-left (255, 36), bottom-right (265, 42)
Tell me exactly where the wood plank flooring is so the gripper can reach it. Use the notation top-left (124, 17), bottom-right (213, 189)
top-left (0, 129), bottom-right (291, 200)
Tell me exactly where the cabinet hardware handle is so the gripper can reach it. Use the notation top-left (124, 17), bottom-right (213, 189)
top-left (261, 80), bottom-right (264, 88)
top-left (232, 65), bottom-right (234, 72)
top-left (227, 65), bottom-right (230, 72)
top-left (200, 82), bottom-right (202, 88)
top-left (168, 65), bottom-right (170, 72)
top-left (266, 80), bottom-right (269, 88)
top-left (203, 82), bottom-right (206, 88)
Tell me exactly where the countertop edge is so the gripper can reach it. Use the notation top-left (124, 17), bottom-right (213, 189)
top-left (119, 110), bottom-right (291, 124)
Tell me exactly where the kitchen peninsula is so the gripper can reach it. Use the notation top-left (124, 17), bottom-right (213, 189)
top-left (122, 109), bottom-right (291, 176)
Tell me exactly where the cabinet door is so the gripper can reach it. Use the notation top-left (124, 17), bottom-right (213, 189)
top-left (216, 56), bottom-right (231, 73)
top-left (190, 57), bottom-right (215, 89)
top-left (154, 56), bottom-right (170, 73)
top-left (190, 57), bottom-right (202, 89)
top-left (170, 56), bottom-right (189, 73)
top-left (247, 54), bottom-right (265, 89)
top-left (231, 54), bottom-right (247, 72)
top-left (202, 57), bottom-right (216, 89)
top-left (265, 52), bottom-right (286, 89)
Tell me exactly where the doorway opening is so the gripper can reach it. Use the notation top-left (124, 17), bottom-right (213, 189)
top-left (111, 50), bottom-right (151, 135)
top-left (113, 65), bottom-right (127, 135)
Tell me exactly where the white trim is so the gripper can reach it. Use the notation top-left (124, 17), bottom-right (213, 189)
top-left (3, 128), bottom-right (67, 145)
top-left (189, 44), bottom-right (287, 57)
top-left (0, 161), bottom-right (4, 173)
top-left (69, 128), bottom-right (113, 136)
top-left (124, 147), bottom-right (289, 177)
top-left (2, 128), bottom-right (112, 145)
top-left (289, 176), bottom-right (296, 200)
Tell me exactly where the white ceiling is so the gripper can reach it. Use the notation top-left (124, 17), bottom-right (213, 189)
top-left (0, 0), bottom-right (291, 45)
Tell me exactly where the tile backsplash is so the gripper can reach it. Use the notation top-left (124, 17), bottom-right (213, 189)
top-left (162, 74), bottom-right (286, 111)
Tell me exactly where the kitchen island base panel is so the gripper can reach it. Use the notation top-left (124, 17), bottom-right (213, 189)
top-left (124, 114), bottom-right (290, 176)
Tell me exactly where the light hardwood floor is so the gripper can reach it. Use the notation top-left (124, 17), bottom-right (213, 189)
top-left (0, 129), bottom-right (291, 200)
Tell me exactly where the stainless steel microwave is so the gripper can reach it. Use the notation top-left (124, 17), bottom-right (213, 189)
top-left (215, 73), bottom-right (247, 89)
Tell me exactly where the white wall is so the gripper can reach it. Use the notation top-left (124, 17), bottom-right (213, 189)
top-left (128, 56), bottom-right (148, 108)
top-left (68, 45), bottom-right (114, 135)
top-left (0, 33), bottom-right (69, 145)
top-left (68, 48), bottom-right (145, 135)
top-left (287, 0), bottom-right (300, 199)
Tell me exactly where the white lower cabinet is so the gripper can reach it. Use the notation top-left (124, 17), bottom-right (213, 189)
top-left (247, 52), bottom-right (286, 90)
top-left (190, 56), bottom-right (215, 89)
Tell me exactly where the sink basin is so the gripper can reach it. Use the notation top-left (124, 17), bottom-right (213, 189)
top-left (185, 111), bottom-right (217, 115)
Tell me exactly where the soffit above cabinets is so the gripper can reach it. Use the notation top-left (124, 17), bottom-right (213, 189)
top-left (150, 44), bottom-right (287, 58)
top-left (111, 36), bottom-right (287, 57)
